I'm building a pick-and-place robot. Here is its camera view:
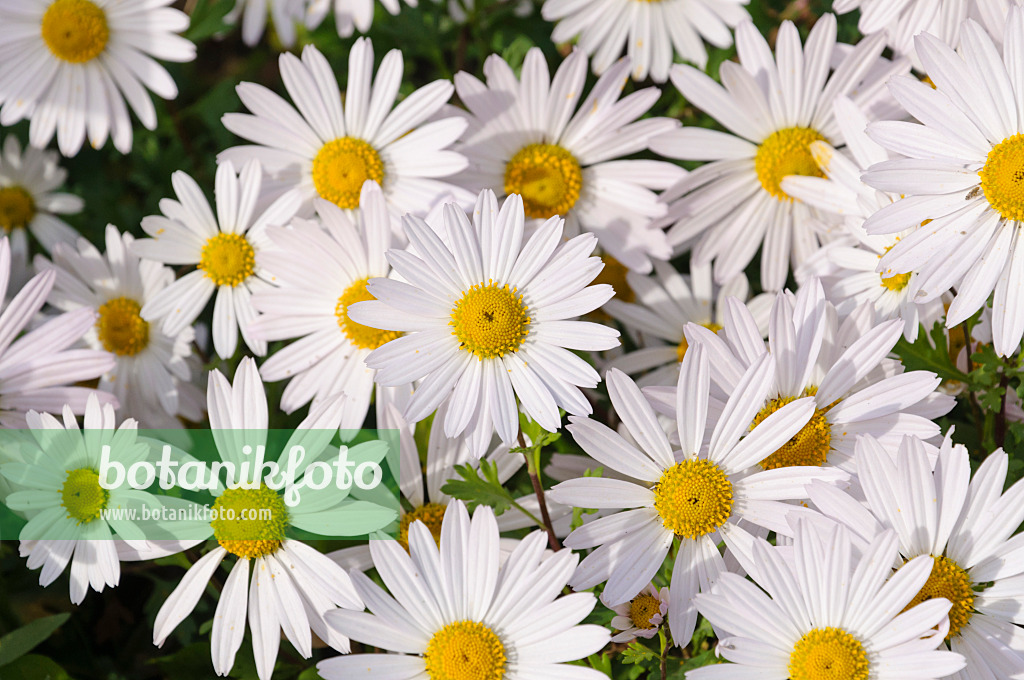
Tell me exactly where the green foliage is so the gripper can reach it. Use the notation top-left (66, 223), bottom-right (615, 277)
top-left (0, 614), bottom-right (71, 667)
top-left (442, 460), bottom-right (519, 515)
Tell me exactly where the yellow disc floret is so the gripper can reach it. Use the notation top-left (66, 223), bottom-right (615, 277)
top-left (754, 127), bottom-right (828, 201)
top-left (628, 593), bottom-right (661, 630)
top-left (676, 322), bottom-right (722, 363)
top-left (61, 468), bottom-right (109, 524)
top-left (789, 627), bottom-right (870, 680)
top-left (211, 485), bottom-right (289, 559)
top-left (752, 391), bottom-right (833, 470)
top-left (335, 277), bottom-right (402, 350)
top-left (0, 187), bottom-right (36, 231)
top-left (424, 620), bottom-right (506, 680)
top-left (398, 502), bottom-right (447, 550)
top-left (592, 255), bottom-right (634, 304)
top-left (979, 133), bottom-right (1024, 222)
top-left (96, 297), bottom-right (149, 356)
top-left (504, 143), bottom-right (583, 219)
top-left (199, 233), bottom-right (255, 287)
top-left (450, 281), bottom-right (530, 359)
top-left (652, 459), bottom-right (734, 539)
top-left (312, 137), bottom-right (385, 210)
top-left (41, 0), bottom-right (109, 64)
top-left (902, 555), bottom-right (975, 640)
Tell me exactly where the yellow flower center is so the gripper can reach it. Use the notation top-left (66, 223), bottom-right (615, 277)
top-left (335, 277), bottom-right (402, 350)
top-left (424, 620), bottom-right (506, 680)
top-left (754, 127), bottom-right (827, 201)
top-left (592, 255), bottom-right (634, 304)
top-left (60, 468), bottom-right (108, 524)
top-left (902, 555), bottom-right (975, 640)
top-left (41, 0), bottom-right (109, 64)
top-left (879, 242), bottom-right (911, 292)
top-left (397, 502), bottom-right (446, 551)
top-left (210, 486), bottom-right (289, 560)
top-left (198, 233), bottom-right (255, 287)
top-left (752, 391), bottom-right (833, 470)
top-left (96, 297), bottom-right (149, 357)
top-left (450, 281), bottom-right (530, 360)
top-left (504, 143), bottom-right (583, 219)
top-left (628, 592), bottom-right (661, 630)
top-left (789, 627), bottom-right (869, 680)
top-left (676, 322), bottom-right (722, 363)
top-left (0, 187), bottom-right (36, 231)
top-left (311, 137), bottom-right (385, 210)
top-left (652, 459), bottom-right (734, 539)
top-left (979, 133), bottom-right (1024, 222)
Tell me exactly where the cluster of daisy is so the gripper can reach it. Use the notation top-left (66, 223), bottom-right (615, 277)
top-left (1, 0), bottom-right (1024, 679)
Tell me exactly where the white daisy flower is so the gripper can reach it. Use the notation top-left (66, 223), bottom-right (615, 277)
top-left (604, 259), bottom-right (772, 387)
top-left (548, 345), bottom-right (848, 645)
top-left (650, 15), bottom-right (906, 291)
top-left (38, 225), bottom-right (203, 428)
top-left (973, 0), bottom-right (1023, 48)
top-left (219, 39), bottom-right (471, 220)
top-left (807, 433), bottom-right (1024, 679)
top-left (454, 48), bottom-right (684, 273)
top-left (226, 0), bottom-right (306, 47)
top-left (862, 9), bottom-right (1024, 357)
top-left (832, 0), bottom-right (967, 69)
top-left (317, 500), bottom-right (612, 680)
top-left (0, 236), bottom-right (114, 427)
top-left (131, 161), bottom-right (301, 360)
top-left (606, 583), bottom-right (669, 644)
top-left (348, 190), bottom-right (621, 458)
top-left (0, 135), bottom-right (82, 289)
top-left (304, 0), bottom-right (415, 38)
top-left (690, 279), bottom-right (952, 471)
top-left (0, 0), bottom-right (196, 156)
top-left (541, 0), bottom-right (749, 83)
top-left (0, 395), bottom-right (160, 604)
top-left (783, 96), bottom-right (945, 342)
top-left (688, 519), bottom-right (967, 680)
top-left (153, 357), bottom-right (394, 680)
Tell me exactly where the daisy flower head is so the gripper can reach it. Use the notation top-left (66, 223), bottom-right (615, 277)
top-left (131, 161), bottom-right (301, 360)
top-left (304, 0), bottom-right (416, 39)
top-left (0, 0), bottom-right (196, 156)
top-left (603, 259), bottom-right (773, 387)
top-left (541, 0), bottom-right (750, 83)
top-left (690, 279), bottom-right (953, 472)
top-left (549, 344), bottom-right (849, 645)
top-left (454, 47), bottom-right (684, 273)
top-left (318, 499), bottom-right (612, 680)
top-left (688, 519), bottom-right (967, 680)
top-left (650, 14), bottom-right (908, 291)
top-left (226, 0), bottom-right (306, 47)
top-left (863, 7), bottom-right (1024, 357)
top-left (606, 583), bottom-right (669, 643)
top-left (348, 189), bottom-right (622, 458)
top-left (39, 225), bottom-right (203, 428)
top-left (832, 0), bottom-right (967, 69)
top-left (219, 39), bottom-right (471, 220)
top-left (806, 433), bottom-right (1024, 678)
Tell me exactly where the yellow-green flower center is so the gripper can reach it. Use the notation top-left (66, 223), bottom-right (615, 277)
top-left (752, 391), bottom-right (833, 470)
top-left (789, 627), bottom-right (869, 680)
top-left (397, 501), bottom-right (446, 551)
top-left (335, 277), bottom-right (402, 350)
top-left (504, 143), bottom-right (583, 219)
top-left (754, 127), bottom-right (827, 201)
top-left (979, 133), bottom-right (1024, 222)
top-left (450, 281), bottom-right (530, 360)
top-left (676, 322), bottom-right (722, 363)
top-left (424, 620), bottom-right (506, 680)
top-left (652, 459), bottom-right (733, 539)
top-left (96, 297), bottom-right (149, 356)
top-left (628, 592), bottom-right (661, 630)
top-left (902, 555), bottom-right (975, 640)
top-left (41, 0), bottom-right (109, 64)
top-left (312, 137), bottom-right (385, 210)
top-left (0, 187), bottom-right (36, 232)
top-left (199, 233), bottom-right (255, 287)
top-left (210, 485), bottom-right (289, 559)
top-left (60, 468), bottom-right (108, 524)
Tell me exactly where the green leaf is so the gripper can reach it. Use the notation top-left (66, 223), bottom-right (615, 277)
top-left (185, 0), bottom-right (234, 42)
top-left (1, 654), bottom-right (72, 680)
top-left (621, 641), bottom-right (657, 665)
top-left (441, 461), bottom-right (516, 515)
top-left (0, 613), bottom-right (71, 667)
top-left (893, 322), bottom-right (969, 383)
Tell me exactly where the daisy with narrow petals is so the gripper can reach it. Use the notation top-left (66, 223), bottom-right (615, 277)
top-left (318, 500), bottom-right (612, 680)
top-left (807, 433), bottom-right (1024, 679)
top-left (454, 48), bottom-right (684, 272)
top-left (606, 583), bottom-right (669, 643)
top-left (349, 190), bottom-right (621, 458)
top-left (226, 0), bottom-right (306, 47)
top-left (0, 0), bottom-right (196, 156)
top-left (831, 0), bottom-right (967, 68)
top-left (304, 0), bottom-right (416, 39)
top-left (131, 161), bottom-right (300, 359)
top-left (220, 39), bottom-right (471, 219)
top-left (541, 0), bottom-right (749, 82)
top-left (650, 15), bottom-right (906, 290)
top-left (549, 346), bottom-right (848, 646)
top-left (688, 520), bottom-right (967, 679)
top-left (863, 9), bottom-right (1024, 357)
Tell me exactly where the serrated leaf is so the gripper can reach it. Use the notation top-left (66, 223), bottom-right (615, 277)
top-left (440, 462), bottom-right (515, 515)
top-left (0, 613), bottom-right (71, 667)
top-left (893, 322), bottom-right (968, 383)
top-left (621, 641), bottom-right (657, 665)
